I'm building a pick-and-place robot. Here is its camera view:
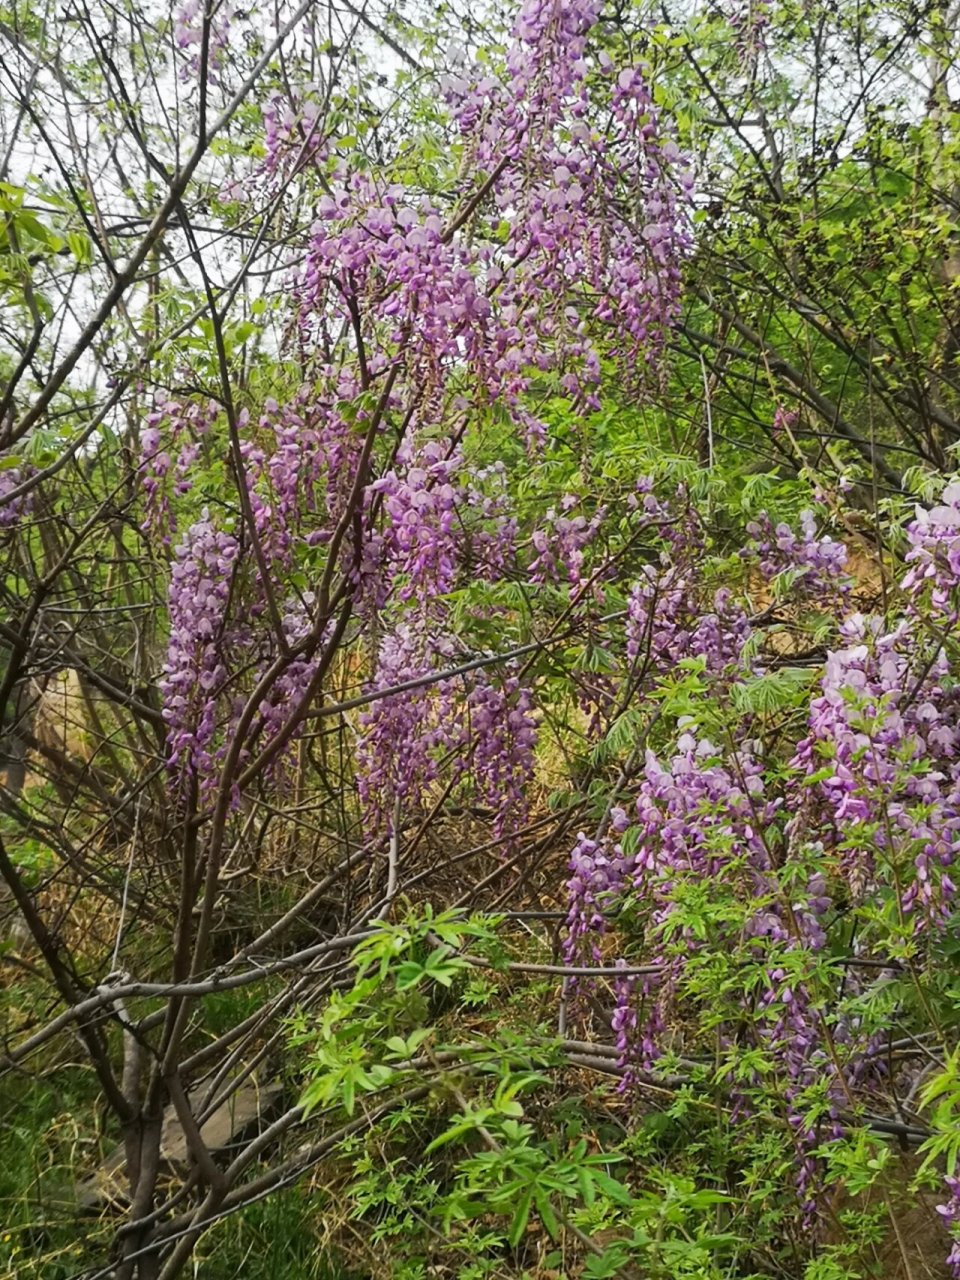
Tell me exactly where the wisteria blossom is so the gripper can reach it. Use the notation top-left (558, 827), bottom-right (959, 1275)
top-left (560, 474), bottom-right (960, 1251)
top-left (744, 508), bottom-right (850, 603)
top-left (938, 1176), bottom-right (960, 1278)
top-left (0, 464), bottom-right (30, 528)
top-left (173, 0), bottom-right (232, 81)
top-left (160, 511), bottom-right (240, 792)
top-left (795, 612), bottom-right (960, 925)
top-left (903, 479), bottom-right (960, 622)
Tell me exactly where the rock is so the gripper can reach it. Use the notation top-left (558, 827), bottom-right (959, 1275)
top-left (76, 1075), bottom-right (284, 1211)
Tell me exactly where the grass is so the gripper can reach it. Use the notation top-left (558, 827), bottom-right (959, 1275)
top-left (0, 1063), bottom-right (351, 1280)
top-left (0, 1066), bottom-right (110, 1280)
top-left (193, 1188), bottom-right (354, 1280)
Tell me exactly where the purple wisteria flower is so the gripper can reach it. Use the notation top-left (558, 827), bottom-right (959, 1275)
top-left (140, 396), bottom-right (218, 543)
top-left (296, 0), bottom-right (692, 435)
top-left (794, 612), bottom-right (960, 925)
top-left (160, 510), bottom-right (240, 794)
top-left (937, 1176), bottom-right (960, 1278)
top-left (903, 479), bottom-right (960, 623)
top-left (0, 464), bottom-right (31, 528)
top-left (173, 0), bottom-right (232, 81)
top-left (744, 509), bottom-right (849, 603)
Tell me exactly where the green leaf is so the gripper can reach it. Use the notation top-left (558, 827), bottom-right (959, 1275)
top-left (533, 1188), bottom-right (559, 1239)
top-left (507, 1187), bottom-right (533, 1246)
top-left (583, 1245), bottom-right (627, 1279)
top-left (730, 667), bottom-right (814, 716)
top-left (66, 231), bottom-right (93, 265)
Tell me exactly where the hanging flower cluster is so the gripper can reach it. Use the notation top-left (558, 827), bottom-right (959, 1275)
top-left (461, 463), bottom-right (518, 581)
top-left (559, 474), bottom-right (960, 1249)
top-left (625, 496), bottom-right (752, 678)
top-left (253, 596), bottom-right (324, 786)
top-left (262, 91), bottom-right (328, 178)
top-left (795, 613), bottom-right (960, 926)
top-left (467, 675), bottom-right (538, 839)
top-left (356, 630), bottom-right (540, 841)
top-left (564, 807), bottom-right (632, 967)
top-left (726, 0), bottom-right (772, 64)
top-left (441, 0), bottom-right (692, 403)
top-left (903, 479), bottom-right (960, 622)
top-left (296, 0), bottom-right (691, 433)
top-left (937, 1176), bottom-right (960, 1278)
top-left (355, 628), bottom-right (461, 831)
top-left (629, 734), bottom-right (780, 992)
top-left (152, 0), bottom-right (693, 832)
top-left (744, 509), bottom-right (850, 603)
top-left (587, 731), bottom-right (863, 1211)
top-left (160, 511), bottom-right (240, 792)
top-left (370, 443), bottom-right (464, 603)
top-left (140, 396), bottom-right (218, 543)
top-left (0, 465), bottom-right (31, 528)
top-left (173, 0), bottom-right (232, 81)
top-left (530, 497), bottom-right (606, 589)
top-left (626, 571), bottom-right (752, 676)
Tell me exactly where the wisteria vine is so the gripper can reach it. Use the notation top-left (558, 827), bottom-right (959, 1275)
top-left (134, 0), bottom-right (960, 1265)
top-left (562, 477), bottom-right (960, 1259)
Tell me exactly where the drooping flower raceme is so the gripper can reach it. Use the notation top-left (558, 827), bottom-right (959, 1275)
top-left (467, 675), bottom-right (539, 841)
top-left (530, 497), bottom-right (606, 590)
top-left (556, 476), bottom-right (960, 1253)
top-left (173, 0), bottom-right (232, 81)
top-left (160, 511), bottom-right (240, 794)
top-left (624, 496), bottom-right (752, 682)
top-left (626, 571), bottom-right (752, 678)
top-left (439, 0), bottom-right (693, 409)
top-left (140, 396), bottom-right (218, 544)
top-left (604, 734), bottom-right (858, 1211)
top-left (154, 2), bottom-right (693, 901)
top-left (937, 1176), bottom-right (960, 1278)
top-left (296, 0), bottom-right (692, 446)
top-left (370, 443), bottom-right (463, 604)
top-left (0, 464), bottom-right (31, 528)
top-left (903, 479), bottom-right (960, 623)
top-left (564, 813), bottom-right (632, 968)
top-left (355, 627), bottom-right (458, 829)
top-left (794, 613), bottom-right (960, 927)
top-left (744, 509), bottom-right (849, 604)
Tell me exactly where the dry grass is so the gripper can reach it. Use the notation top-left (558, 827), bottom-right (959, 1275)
top-left (825, 1156), bottom-right (953, 1280)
